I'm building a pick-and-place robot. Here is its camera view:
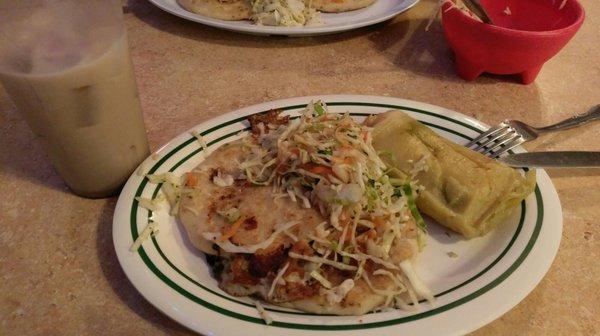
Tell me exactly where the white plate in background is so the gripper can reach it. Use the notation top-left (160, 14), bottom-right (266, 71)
top-left (146, 0), bottom-right (420, 36)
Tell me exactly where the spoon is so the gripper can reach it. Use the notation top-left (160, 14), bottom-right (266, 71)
top-left (461, 0), bottom-right (494, 24)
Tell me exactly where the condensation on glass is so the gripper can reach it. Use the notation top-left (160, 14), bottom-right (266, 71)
top-left (0, 0), bottom-right (150, 198)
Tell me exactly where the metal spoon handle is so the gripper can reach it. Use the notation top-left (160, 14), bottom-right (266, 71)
top-left (538, 105), bottom-right (600, 132)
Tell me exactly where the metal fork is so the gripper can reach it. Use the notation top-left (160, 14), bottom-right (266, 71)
top-left (466, 105), bottom-right (600, 158)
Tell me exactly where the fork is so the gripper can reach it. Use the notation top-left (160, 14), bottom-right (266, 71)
top-left (466, 105), bottom-right (600, 158)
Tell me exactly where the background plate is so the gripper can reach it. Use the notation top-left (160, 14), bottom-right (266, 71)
top-left (146, 0), bottom-right (420, 36)
top-left (113, 95), bottom-right (562, 336)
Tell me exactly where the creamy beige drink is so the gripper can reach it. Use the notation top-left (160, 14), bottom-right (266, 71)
top-left (0, 37), bottom-right (149, 197)
top-left (0, 1), bottom-right (149, 197)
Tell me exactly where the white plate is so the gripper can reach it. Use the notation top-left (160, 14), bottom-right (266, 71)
top-left (146, 0), bottom-right (420, 36)
top-left (113, 95), bottom-right (562, 336)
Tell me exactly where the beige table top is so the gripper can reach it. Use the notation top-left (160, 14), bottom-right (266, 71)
top-left (1, 0), bottom-right (599, 335)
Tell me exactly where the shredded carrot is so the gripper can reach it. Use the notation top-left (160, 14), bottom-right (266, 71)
top-left (277, 163), bottom-right (289, 173)
top-left (345, 223), bottom-right (354, 241)
top-left (362, 130), bottom-right (369, 141)
top-left (311, 166), bottom-right (330, 174)
top-left (286, 260), bottom-right (302, 276)
top-left (291, 239), bottom-right (313, 256)
top-left (367, 229), bottom-right (377, 239)
top-left (372, 216), bottom-right (387, 229)
top-left (331, 156), bottom-right (353, 164)
top-left (339, 210), bottom-right (348, 222)
top-left (290, 148), bottom-right (300, 156)
top-left (301, 163), bottom-right (333, 176)
top-left (219, 216), bottom-right (245, 242)
top-left (185, 172), bottom-right (199, 187)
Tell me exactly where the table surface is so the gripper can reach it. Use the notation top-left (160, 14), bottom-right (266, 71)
top-left (1, 0), bottom-right (599, 335)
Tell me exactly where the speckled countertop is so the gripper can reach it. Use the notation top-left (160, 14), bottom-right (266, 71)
top-left (1, 0), bottom-right (599, 335)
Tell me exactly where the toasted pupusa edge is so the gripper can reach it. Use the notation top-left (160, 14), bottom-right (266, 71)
top-left (312, 0), bottom-right (377, 13)
top-left (279, 278), bottom-right (386, 315)
top-left (278, 264), bottom-right (421, 315)
top-left (178, 141), bottom-right (249, 255)
top-left (179, 206), bottom-right (219, 254)
top-left (177, 0), bottom-right (252, 20)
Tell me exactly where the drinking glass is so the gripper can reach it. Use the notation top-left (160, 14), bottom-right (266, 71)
top-left (0, 0), bottom-right (150, 198)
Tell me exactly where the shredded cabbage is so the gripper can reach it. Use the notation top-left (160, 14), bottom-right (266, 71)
top-left (217, 207), bottom-right (241, 223)
top-left (310, 270), bottom-right (333, 289)
top-left (254, 301), bottom-right (273, 325)
top-left (283, 229), bottom-right (298, 242)
top-left (213, 171), bottom-right (234, 187)
top-left (268, 262), bottom-right (290, 299)
top-left (191, 130), bottom-right (208, 153)
top-left (373, 269), bottom-right (407, 292)
top-left (381, 229), bottom-right (397, 255)
top-left (288, 252), bottom-right (358, 271)
top-left (322, 279), bottom-right (355, 304)
top-left (251, 0), bottom-right (319, 27)
top-left (399, 183), bottom-right (427, 232)
top-left (130, 220), bottom-right (159, 252)
top-left (399, 260), bottom-right (434, 304)
top-left (203, 221), bottom-right (299, 254)
top-left (231, 102), bottom-right (433, 310)
top-left (361, 272), bottom-right (403, 297)
top-left (146, 172), bottom-right (177, 184)
top-left (134, 196), bottom-right (161, 212)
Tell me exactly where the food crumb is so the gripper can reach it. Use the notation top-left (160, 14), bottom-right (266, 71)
top-left (447, 251), bottom-right (458, 258)
top-left (503, 6), bottom-right (511, 15)
top-left (444, 231), bottom-right (451, 238)
top-left (13, 308), bottom-right (25, 317)
top-left (584, 231), bottom-right (592, 240)
top-left (358, 319), bottom-right (363, 323)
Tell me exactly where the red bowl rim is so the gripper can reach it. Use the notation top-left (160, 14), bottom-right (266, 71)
top-left (441, 0), bottom-right (585, 37)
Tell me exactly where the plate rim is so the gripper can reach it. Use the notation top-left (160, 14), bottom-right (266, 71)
top-left (145, 0), bottom-right (421, 36)
top-left (113, 95), bottom-right (562, 335)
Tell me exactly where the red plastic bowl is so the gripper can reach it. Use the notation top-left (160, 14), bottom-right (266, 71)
top-left (441, 0), bottom-right (585, 84)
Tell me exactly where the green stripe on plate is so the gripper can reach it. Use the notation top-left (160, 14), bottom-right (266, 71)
top-left (144, 120), bottom-right (518, 316)
top-left (144, 119), bottom-right (521, 313)
top-left (129, 102), bottom-right (540, 329)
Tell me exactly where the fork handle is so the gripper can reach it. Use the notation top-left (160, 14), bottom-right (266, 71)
top-left (537, 105), bottom-right (600, 132)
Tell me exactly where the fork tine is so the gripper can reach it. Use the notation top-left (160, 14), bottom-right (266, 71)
top-left (482, 132), bottom-right (521, 155)
top-left (491, 138), bottom-right (525, 158)
top-left (466, 123), bottom-right (509, 148)
top-left (471, 127), bottom-right (513, 152)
